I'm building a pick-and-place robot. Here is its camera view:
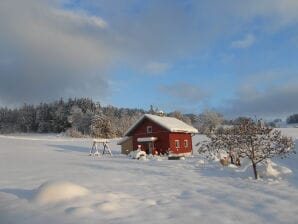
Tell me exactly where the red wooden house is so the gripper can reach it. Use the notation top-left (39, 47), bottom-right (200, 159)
top-left (118, 114), bottom-right (198, 156)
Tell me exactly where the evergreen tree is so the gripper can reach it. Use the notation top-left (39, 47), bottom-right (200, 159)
top-left (17, 104), bottom-right (36, 132)
top-left (287, 114), bottom-right (298, 124)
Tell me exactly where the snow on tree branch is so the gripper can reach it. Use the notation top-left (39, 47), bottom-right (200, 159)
top-left (197, 118), bottom-right (295, 179)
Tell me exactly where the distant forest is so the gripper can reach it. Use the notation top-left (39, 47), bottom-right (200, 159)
top-left (0, 98), bottom-right (200, 138)
top-left (287, 114), bottom-right (298, 124)
top-left (1, 98), bottom-right (292, 137)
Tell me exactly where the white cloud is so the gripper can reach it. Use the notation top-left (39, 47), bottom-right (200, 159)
top-left (0, 0), bottom-right (113, 105)
top-left (231, 34), bottom-right (256, 49)
top-left (1, 0), bottom-right (298, 106)
top-left (52, 9), bottom-right (108, 29)
top-left (219, 72), bottom-right (298, 118)
top-left (159, 83), bottom-right (207, 103)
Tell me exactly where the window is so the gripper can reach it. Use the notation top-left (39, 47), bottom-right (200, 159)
top-left (175, 140), bottom-right (180, 148)
top-left (184, 140), bottom-right (188, 147)
top-left (147, 126), bottom-right (152, 133)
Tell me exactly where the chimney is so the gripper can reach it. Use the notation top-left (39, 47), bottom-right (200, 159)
top-left (157, 111), bottom-right (164, 117)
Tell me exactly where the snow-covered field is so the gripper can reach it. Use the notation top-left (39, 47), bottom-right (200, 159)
top-left (0, 129), bottom-right (298, 224)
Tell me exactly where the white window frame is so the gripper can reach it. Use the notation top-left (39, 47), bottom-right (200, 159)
top-left (147, 126), bottom-right (152, 133)
top-left (184, 140), bottom-right (188, 147)
top-left (175, 140), bottom-right (180, 148)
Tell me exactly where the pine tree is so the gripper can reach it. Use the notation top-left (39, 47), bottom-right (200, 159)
top-left (67, 106), bottom-right (87, 134)
top-left (287, 114), bottom-right (298, 124)
top-left (17, 104), bottom-right (36, 132)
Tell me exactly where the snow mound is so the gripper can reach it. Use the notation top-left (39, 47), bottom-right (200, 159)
top-left (128, 149), bottom-right (146, 159)
top-left (228, 159), bottom-right (293, 180)
top-left (197, 159), bottom-right (205, 164)
top-left (33, 181), bottom-right (89, 204)
top-left (259, 160), bottom-right (292, 179)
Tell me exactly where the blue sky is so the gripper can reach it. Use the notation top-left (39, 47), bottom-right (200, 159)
top-left (0, 0), bottom-right (298, 118)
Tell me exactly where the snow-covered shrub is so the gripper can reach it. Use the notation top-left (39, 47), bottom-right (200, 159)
top-left (128, 149), bottom-right (146, 159)
top-left (258, 160), bottom-right (292, 179)
top-left (91, 114), bottom-right (115, 138)
top-left (65, 127), bottom-right (85, 138)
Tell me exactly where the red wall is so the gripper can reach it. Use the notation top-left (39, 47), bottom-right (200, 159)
top-left (130, 118), bottom-right (193, 155)
top-left (131, 118), bottom-right (169, 155)
top-left (169, 133), bottom-right (193, 154)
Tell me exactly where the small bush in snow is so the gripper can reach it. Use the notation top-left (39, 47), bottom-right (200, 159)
top-left (128, 149), bottom-right (146, 160)
top-left (65, 128), bottom-right (85, 138)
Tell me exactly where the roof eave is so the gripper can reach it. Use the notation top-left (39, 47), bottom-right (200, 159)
top-left (170, 129), bottom-right (199, 134)
top-left (123, 114), bottom-right (147, 136)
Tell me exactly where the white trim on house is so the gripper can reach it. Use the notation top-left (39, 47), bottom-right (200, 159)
top-left (137, 137), bottom-right (158, 142)
top-left (174, 140), bottom-right (180, 148)
top-left (147, 126), bottom-right (152, 133)
top-left (184, 139), bottom-right (188, 147)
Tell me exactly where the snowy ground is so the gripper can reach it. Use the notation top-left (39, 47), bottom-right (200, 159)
top-left (0, 130), bottom-right (298, 224)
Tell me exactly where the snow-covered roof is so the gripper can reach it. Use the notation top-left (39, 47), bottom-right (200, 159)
top-left (124, 114), bottom-right (198, 136)
top-left (117, 136), bottom-right (131, 145)
top-left (93, 139), bottom-right (110, 143)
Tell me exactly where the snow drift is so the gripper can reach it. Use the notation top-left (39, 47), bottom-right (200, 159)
top-left (224, 159), bottom-right (293, 180)
top-left (258, 160), bottom-right (292, 179)
top-left (32, 181), bottom-right (89, 204)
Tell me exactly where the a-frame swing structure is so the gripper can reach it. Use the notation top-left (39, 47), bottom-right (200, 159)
top-left (90, 139), bottom-right (113, 156)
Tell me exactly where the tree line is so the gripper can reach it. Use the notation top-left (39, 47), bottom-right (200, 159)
top-left (2, 97), bottom-right (291, 139)
top-left (0, 98), bottom-right (145, 138)
top-left (0, 98), bottom-right (227, 137)
top-left (287, 114), bottom-right (298, 124)
top-left (0, 98), bottom-right (211, 137)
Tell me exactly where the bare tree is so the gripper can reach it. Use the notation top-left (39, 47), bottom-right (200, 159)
top-left (236, 119), bottom-right (294, 179)
top-left (198, 119), bottom-right (295, 179)
top-left (197, 127), bottom-right (240, 165)
top-left (197, 110), bottom-right (223, 134)
top-left (169, 111), bottom-right (192, 125)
